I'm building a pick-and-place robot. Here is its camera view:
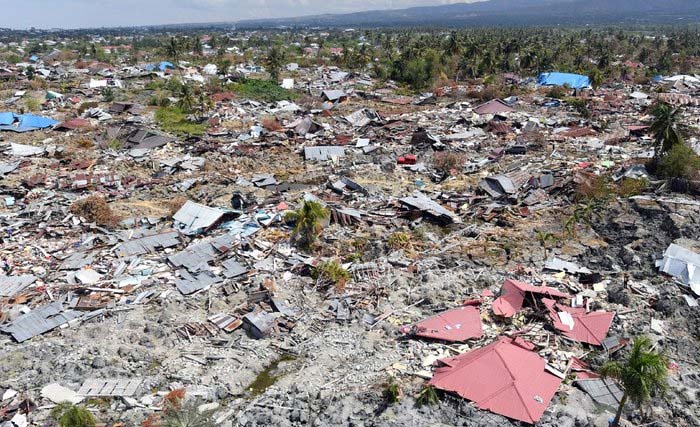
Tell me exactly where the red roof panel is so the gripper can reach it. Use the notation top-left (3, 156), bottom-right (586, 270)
top-left (409, 305), bottom-right (482, 342)
top-left (430, 336), bottom-right (562, 424)
top-left (492, 279), bottom-right (570, 318)
top-left (543, 299), bottom-right (615, 346)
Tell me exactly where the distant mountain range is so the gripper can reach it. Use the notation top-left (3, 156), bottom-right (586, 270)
top-left (237, 0), bottom-right (700, 28)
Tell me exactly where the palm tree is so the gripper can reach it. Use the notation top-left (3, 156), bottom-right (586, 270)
top-left (165, 37), bottom-right (184, 80)
top-left (285, 200), bottom-right (329, 250)
top-left (357, 43), bottom-right (373, 72)
top-left (600, 336), bottom-right (668, 427)
top-left (192, 36), bottom-right (203, 56)
top-left (177, 83), bottom-right (196, 113)
top-left (265, 44), bottom-right (285, 82)
top-left (650, 103), bottom-right (684, 160)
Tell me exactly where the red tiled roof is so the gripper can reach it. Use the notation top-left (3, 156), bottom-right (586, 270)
top-left (430, 336), bottom-right (562, 424)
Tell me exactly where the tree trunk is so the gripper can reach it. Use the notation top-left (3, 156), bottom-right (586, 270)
top-left (612, 392), bottom-right (627, 427)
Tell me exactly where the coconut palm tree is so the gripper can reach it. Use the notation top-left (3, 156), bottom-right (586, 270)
top-left (265, 44), bottom-right (285, 82)
top-left (164, 37), bottom-right (184, 79)
top-left (600, 336), bottom-right (668, 427)
top-left (176, 83), bottom-right (196, 114)
top-left (650, 103), bottom-right (684, 160)
top-left (285, 200), bottom-right (329, 250)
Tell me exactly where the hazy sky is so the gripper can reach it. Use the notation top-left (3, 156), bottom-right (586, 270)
top-left (0, 0), bottom-right (481, 29)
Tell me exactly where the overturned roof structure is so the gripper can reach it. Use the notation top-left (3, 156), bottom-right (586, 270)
top-left (492, 279), bottom-right (570, 318)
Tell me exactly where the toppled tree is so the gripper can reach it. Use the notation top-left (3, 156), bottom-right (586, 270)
top-left (285, 200), bottom-right (329, 250)
top-left (600, 336), bottom-right (668, 427)
top-left (51, 402), bottom-right (96, 427)
top-left (70, 195), bottom-right (121, 228)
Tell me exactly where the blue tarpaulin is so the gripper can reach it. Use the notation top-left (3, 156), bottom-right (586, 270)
top-left (0, 112), bottom-right (16, 125)
top-left (145, 61), bottom-right (176, 72)
top-left (538, 72), bottom-right (591, 89)
top-left (0, 113), bottom-right (58, 132)
top-left (18, 114), bottom-right (59, 129)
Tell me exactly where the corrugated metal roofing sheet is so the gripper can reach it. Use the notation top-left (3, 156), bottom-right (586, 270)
top-left (0, 274), bottom-right (37, 297)
top-left (174, 269), bottom-right (222, 295)
top-left (168, 234), bottom-right (235, 272)
top-left (173, 201), bottom-right (225, 235)
top-left (399, 192), bottom-right (459, 223)
top-left (656, 243), bottom-right (700, 295)
top-left (575, 378), bottom-right (623, 407)
top-left (77, 379), bottom-right (142, 397)
top-left (0, 302), bottom-right (83, 342)
top-left (116, 230), bottom-right (180, 258)
top-left (304, 146), bottom-right (346, 161)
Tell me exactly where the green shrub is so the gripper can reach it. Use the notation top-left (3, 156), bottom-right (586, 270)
top-left (547, 85), bottom-right (569, 99)
top-left (383, 378), bottom-right (402, 404)
top-left (416, 385), bottom-right (439, 407)
top-left (101, 87), bottom-right (115, 102)
top-left (51, 403), bottom-right (96, 427)
top-left (148, 91), bottom-right (171, 107)
top-left (615, 177), bottom-right (648, 196)
top-left (566, 97), bottom-right (590, 119)
top-left (311, 260), bottom-right (350, 286)
top-left (226, 78), bottom-right (297, 103)
top-left (387, 232), bottom-right (413, 250)
top-left (658, 143), bottom-right (700, 179)
top-left (154, 106), bottom-right (205, 136)
top-left (25, 98), bottom-right (41, 112)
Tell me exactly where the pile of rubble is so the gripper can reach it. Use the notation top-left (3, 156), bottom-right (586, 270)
top-left (0, 51), bottom-right (699, 427)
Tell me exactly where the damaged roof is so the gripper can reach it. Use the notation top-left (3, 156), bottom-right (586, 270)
top-left (492, 279), bottom-right (570, 318)
top-left (430, 336), bottom-right (562, 424)
top-left (408, 304), bottom-right (482, 342)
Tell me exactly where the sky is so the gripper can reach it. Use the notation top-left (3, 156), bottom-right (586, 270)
top-left (0, 0), bottom-right (481, 29)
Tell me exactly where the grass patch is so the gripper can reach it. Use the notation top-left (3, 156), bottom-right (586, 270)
top-left (226, 78), bottom-right (297, 103)
top-left (154, 106), bottom-right (205, 136)
top-left (246, 354), bottom-right (296, 397)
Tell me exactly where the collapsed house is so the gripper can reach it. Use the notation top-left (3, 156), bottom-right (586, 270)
top-left (430, 336), bottom-right (563, 424)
